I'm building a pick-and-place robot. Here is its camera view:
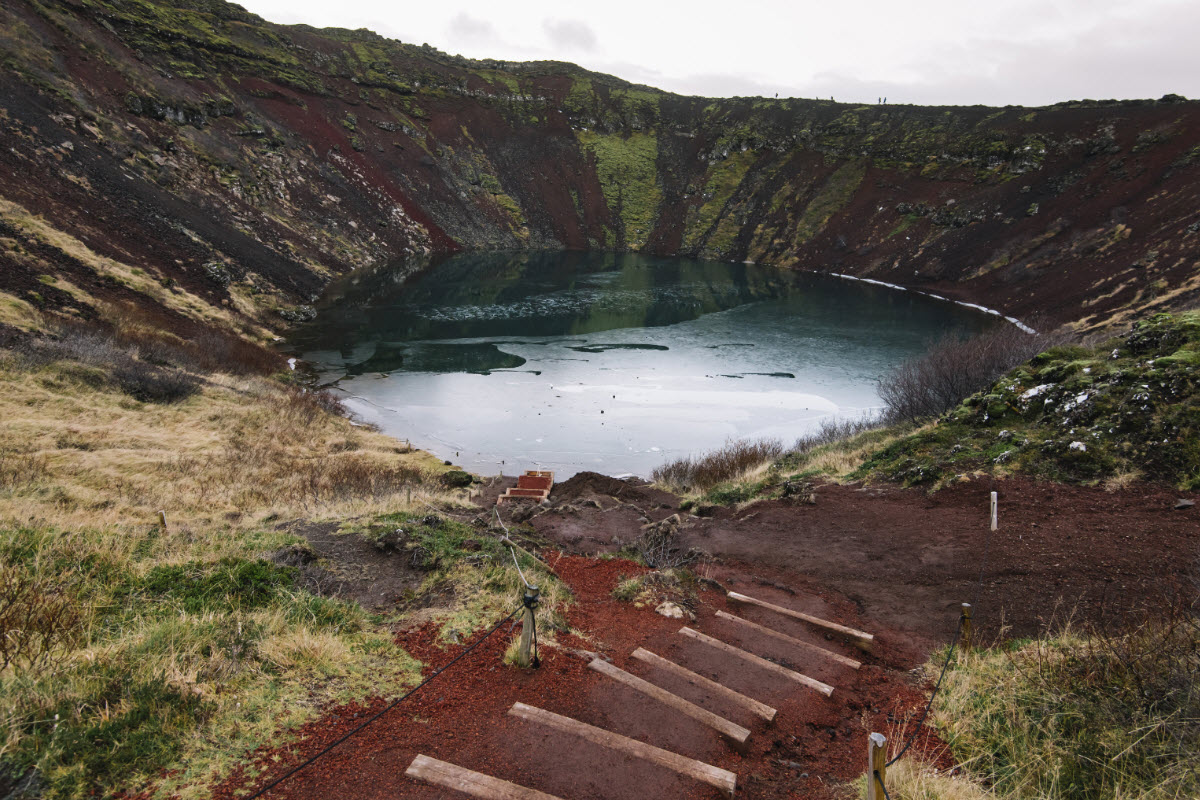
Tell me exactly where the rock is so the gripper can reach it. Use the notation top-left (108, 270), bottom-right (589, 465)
top-left (1174, 499), bottom-right (1195, 510)
top-left (511, 503), bottom-right (541, 523)
top-left (655, 601), bottom-right (685, 619)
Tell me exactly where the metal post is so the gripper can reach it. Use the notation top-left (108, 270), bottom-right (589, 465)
top-left (518, 585), bottom-right (540, 668)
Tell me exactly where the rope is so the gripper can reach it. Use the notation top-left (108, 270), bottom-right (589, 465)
top-left (494, 506), bottom-right (532, 589)
top-left (885, 496), bottom-right (996, 768)
top-left (875, 770), bottom-right (893, 800)
top-left (243, 605), bottom-right (522, 800)
top-left (885, 613), bottom-right (964, 767)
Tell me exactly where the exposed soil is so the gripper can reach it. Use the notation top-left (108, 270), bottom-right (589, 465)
top-left (212, 474), bottom-right (1197, 800)
top-left (273, 520), bottom-right (431, 612)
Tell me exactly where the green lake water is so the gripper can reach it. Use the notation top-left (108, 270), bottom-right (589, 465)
top-left (287, 251), bottom-right (999, 478)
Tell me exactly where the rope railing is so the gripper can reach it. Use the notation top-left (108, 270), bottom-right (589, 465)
top-left (872, 489), bottom-right (998, 791)
top-left (243, 604), bottom-right (523, 799)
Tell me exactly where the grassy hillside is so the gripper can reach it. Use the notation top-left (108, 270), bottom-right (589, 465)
top-left (0, 317), bottom-right (564, 798)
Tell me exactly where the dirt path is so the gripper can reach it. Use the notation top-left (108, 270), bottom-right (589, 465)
top-left (213, 476), bottom-right (1198, 800)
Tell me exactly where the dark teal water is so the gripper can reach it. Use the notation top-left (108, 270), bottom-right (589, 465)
top-left (287, 251), bottom-right (998, 477)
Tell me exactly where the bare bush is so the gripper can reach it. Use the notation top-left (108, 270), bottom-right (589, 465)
top-left (878, 323), bottom-right (1070, 423)
top-left (0, 565), bottom-right (82, 671)
top-left (789, 414), bottom-right (885, 456)
top-left (18, 327), bottom-right (200, 403)
top-left (652, 438), bottom-right (784, 493)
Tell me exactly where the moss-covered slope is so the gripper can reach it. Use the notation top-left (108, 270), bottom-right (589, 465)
top-left (862, 312), bottom-right (1200, 489)
top-left (1, 0), bottom-right (1199, 343)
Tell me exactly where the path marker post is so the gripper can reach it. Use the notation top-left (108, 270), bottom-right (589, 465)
top-left (961, 602), bottom-right (974, 650)
top-left (518, 584), bottom-right (540, 668)
top-left (157, 510), bottom-right (167, 531)
top-left (867, 732), bottom-right (887, 800)
top-left (990, 490), bottom-right (998, 531)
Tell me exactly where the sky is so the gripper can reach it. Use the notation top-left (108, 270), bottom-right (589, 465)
top-left (236, 0), bottom-right (1199, 107)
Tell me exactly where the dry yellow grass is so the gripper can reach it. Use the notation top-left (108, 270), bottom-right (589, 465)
top-left (0, 342), bottom-right (481, 798)
top-left (0, 350), bottom-right (449, 530)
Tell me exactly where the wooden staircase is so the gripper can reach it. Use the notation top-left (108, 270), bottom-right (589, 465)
top-left (406, 588), bottom-right (875, 798)
top-left (498, 470), bottom-right (554, 504)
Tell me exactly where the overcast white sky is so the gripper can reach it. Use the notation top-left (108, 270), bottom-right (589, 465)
top-left (237, 0), bottom-right (1198, 106)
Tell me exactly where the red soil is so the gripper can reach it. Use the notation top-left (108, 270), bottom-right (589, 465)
top-left (212, 554), bottom-right (941, 800)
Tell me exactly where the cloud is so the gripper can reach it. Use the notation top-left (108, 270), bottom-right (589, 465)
top-left (446, 12), bottom-right (498, 45)
top-left (542, 18), bottom-right (598, 53)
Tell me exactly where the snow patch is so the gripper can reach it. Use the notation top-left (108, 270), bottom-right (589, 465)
top-left (1021, 384), bottom-right (1054, 400)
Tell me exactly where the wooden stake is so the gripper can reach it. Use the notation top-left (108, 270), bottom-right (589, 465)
top-left (517, 585), bottom-right (539, 668)
top-left (726, 591), bottom-right (875, 652)
top-left (715, 610), bottom-right (862, 669)
top-left (990, 490), bottom-right (998, 531)
top-left (406, 754), bottom-right (563, 800)
top-left (507, 702), bottom-right (737, 798)
top-left (157, 510), bottom-right (167, 531)
top-left (867, 732), bottom-right (887, 800)
top-left (631, 647), bottom-right (777, 723)
top-left (961, 602), bottom-right (973, 650)
top-left (588, 658), bottom-right (751, 750)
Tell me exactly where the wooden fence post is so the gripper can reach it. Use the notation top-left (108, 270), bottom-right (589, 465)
top-left (518, 584), bottom-right (540, 668)
top-left (961, 602), bottom-right (973, 649)
top-left (990, 490), bottom-right (998, 531)
top-left (867, 732), bottom-right (887, 800)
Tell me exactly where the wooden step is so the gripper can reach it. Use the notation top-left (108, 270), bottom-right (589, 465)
top-left (678, 627), bottom-right (834, 697)
top-left (507, 702), bottom-right (736, 799)
top-left (715, 610), bottom-right (862, 670)
top-left (726, 591), bottom-right (875, 652)
top-left (588, 657), bottom-right (751, 751)
top-left (405, 754), bottom-right (563, 800)
top-left (631, 647), bottom-right (777, 723)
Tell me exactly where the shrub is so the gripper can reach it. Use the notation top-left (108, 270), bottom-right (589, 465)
top-left (790, 414), bottom-right (886, 456)
top-left (0, 564), bottom-right (82, 671)
top-left (652, 438), bottom-right (784, 493)
top-left (879, 324), bottom-right (1070, 423)
top-left (111, 358), bottom-right (200, 403)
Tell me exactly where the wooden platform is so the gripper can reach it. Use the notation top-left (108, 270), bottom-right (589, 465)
top-left (498, 471), bottom-right (554, 504)
top-left (507, 702), bottom-right (737, 798)
top-left (405, 755), bottom-right (564, 800)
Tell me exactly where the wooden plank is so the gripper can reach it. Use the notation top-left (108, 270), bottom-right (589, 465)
top-left (715, 611), bottom-right (862, 670)
top-left (678, 627), bottom-right (834, 697)
top-left (589, 658), bottom-right (751, 750)
top-left (507, 702), bottom-right (737, 799)
top-left (405, 754), bottom-right (563, 800)
top-left (726, 591), bottom-right (875, 652)
top-left (631, 647), bottom-right (777, 724)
